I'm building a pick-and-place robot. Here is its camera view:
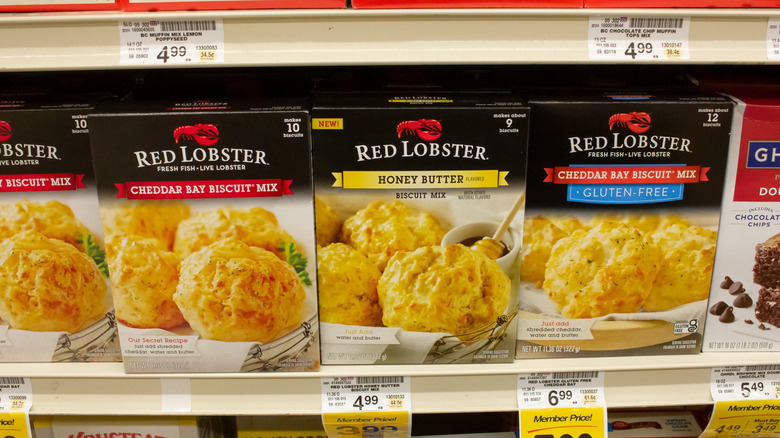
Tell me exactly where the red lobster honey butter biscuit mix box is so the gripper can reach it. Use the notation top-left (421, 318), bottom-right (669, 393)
top-left (517, 91), bottom-right (733, 358)
top-left (703, 90), bottom-right (780, 352)
top-left (0, 94), bottom-right (120, 362)
top-left (312, 92), bottom-right (529, 365)
top-left (89, 98), bottom-right (319, 373)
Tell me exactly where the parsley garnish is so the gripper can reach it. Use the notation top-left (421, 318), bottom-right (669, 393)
top-left (77, 233), bottom-right (109, 278)
top-left (280, 241), bottom-right (312, 286)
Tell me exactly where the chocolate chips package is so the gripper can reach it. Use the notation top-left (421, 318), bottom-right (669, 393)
top-left (703, 90), bottom-right (780, 351)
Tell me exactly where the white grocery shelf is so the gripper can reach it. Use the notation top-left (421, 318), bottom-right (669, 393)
top-left (1, 8), bottom-right (780, 70)
top-left (1, 352), bottom-right (773, 415)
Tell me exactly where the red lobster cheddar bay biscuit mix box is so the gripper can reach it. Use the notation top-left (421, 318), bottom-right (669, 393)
top-left (703, 90), bottom-right (780, 352)
top-left (517, 92), bottom-right (733, 358)
top-left (312, 93), bottom-right (528, 364)
top-left (0, 94), bottom-right (120, 362)
top-left (89, 98), bottom-right (319, 373)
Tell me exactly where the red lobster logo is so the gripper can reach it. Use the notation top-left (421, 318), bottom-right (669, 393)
top-left (173, 124), bottom-right (219, 146)
top-left (0, 121), bottom-right (11, 142)
top-left (397, 119), bottom-right (442, 141)
top-left (609, 112), bottom-right (651, 134)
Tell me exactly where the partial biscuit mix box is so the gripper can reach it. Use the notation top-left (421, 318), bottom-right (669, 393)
top-left (88, 97), bottom-right (319, 373)
top-left (0, 94), bottom-right (120, 363)
top-left (517, 91), bottom-right (733, 358)
top-left (236, 416), bottom-right (326, 438)
top-left (352, 0), bottom-right (580, 8)
top-left (703, 90), bottom-right (780, 351)
top-left (34, 416), bottom-right (200, 438)
top-left (119, 0), bottom-right (342, 11)
top-left (311, 92), bottom-right (529, 365)
top-left (0, 0), bottom-right (117, 11)
top-left (608, 411), bottom-right (703, 437)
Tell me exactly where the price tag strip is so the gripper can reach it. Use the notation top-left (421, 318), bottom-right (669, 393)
top-left (119, 19), bottom-right (224, 66)
top-left (321, 376), bottom-right (410, 438)
top-left (703, 366), bottom-right (780, 438)
top-left (589, 16), bottom-right (690, 61)
top-left (517, 372), bottom-right (607, 438)
top-left (767, 18), bottom-right (780, 60)
top-left (0, 378), bottom-right (33, 438)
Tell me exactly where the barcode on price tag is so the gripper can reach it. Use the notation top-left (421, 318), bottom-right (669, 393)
top-left (588, 16), bottom-right (690, 61)
top-left (119, 19), bottom-right (224, 66)
top-left (321, 376), bottom-right (411, 438)
top-left (0, 377), bottom-right (32, 412)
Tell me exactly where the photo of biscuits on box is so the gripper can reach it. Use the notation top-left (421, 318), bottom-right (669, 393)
top-left (316, 197), bottom-right (520, 357)
top-left (101, 202), bottom-right (314, 345)
top-left (519, 212), bottom-right (716, 351)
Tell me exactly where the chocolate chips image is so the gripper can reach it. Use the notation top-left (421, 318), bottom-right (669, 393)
top-left (714, 275), bottom-right (755, 326)
top-left (734, 293), bottom-right (753, 308)
top-left (710, 301), bottom-right (728, 316)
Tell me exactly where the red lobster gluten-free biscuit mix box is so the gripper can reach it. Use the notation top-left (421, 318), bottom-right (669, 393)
top-left (517, 91), bottom-right (733, 358)
top-left (703, 91), bottom-right (780, 352)
top-left (89, 98), bottom-right (319, 373)
top-left (0, 94), bottom-right (120, 362)
top-left (312, 93), bottom-right (528, 365)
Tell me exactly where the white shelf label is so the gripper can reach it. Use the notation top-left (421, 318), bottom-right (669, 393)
top-left (767, 19), bottom-right (780, 60)
top-left (321, 376), bottom-right (410, 438)
top-left (119, 19), bottom-right (224, 66)
top-left (589, 16), bottom-right (690, 61)
top-left (0, 377), bottom-right (32, 412)
top-left (517, 371), bottom-right (605, 409)
top-left (711, 365), bottom-right (780, 401)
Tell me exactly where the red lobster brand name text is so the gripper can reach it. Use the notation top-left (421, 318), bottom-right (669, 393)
top-left (355, 141), bottom-right (488, 162)
top-left (134, 146), bottom-right (269, 168)
top-left (568, 133), bottom-right (692, 154)
top-left (1, 143), bottom-right (60, 160)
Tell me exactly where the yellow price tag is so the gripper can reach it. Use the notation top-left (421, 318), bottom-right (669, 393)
top-left (702, 400), bottom-right (780, 437)
top-left (519, 406), bottom-right (606, 438)
top-left (322, 411), bottom-right (409, 438)
top-left (0, 412), bottom-right (31, 438)
top-left (199, 51), bottom-right (216, 62)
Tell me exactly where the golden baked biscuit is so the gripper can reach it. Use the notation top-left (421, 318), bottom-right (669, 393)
top-left (342, 200), bottom-right (447, 272)
top-left (644, 224), bottom-right (717, 311)
top-left (588, 213), bottom-right (689, 235)
top-left (0, 230), bottom-right (107, 332)
top-left (174, 238), bottom-right (306, 343)
top-left (173, 207), bottom-right (294, 260)
top-left (315, 198), bottom-right (340, 247)
top-left (317, 243), bottom-right (382, 326)
top-left (106, 234), bottom-right (185, 329)
top-left (378, 244), bottom-right (510, 335)
top-left (101, 202), bottom-right (190, 251)
top-left (0, 200), bottom-right (91, 250)
top-left (521, 216), bottom-right (585, 287)
top-left (544, 222), bottom-right (662, 318)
